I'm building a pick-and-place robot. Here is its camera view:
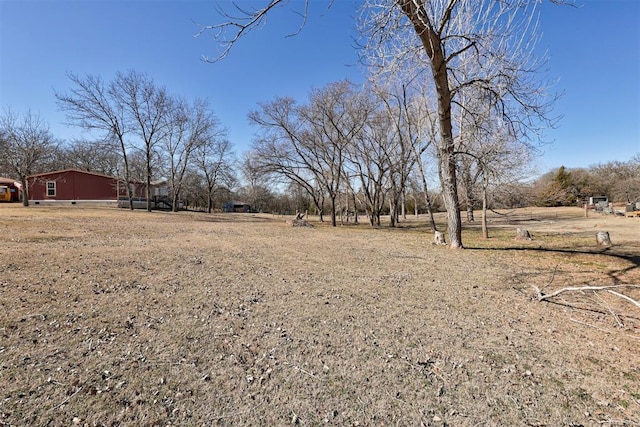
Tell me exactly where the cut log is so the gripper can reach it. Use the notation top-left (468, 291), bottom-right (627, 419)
top-left (596, 231), bottom-right (611, 246)
top-left (515, 228), bottom-right (532, 241)
top-left (433, 231), bottom-right (446, 245)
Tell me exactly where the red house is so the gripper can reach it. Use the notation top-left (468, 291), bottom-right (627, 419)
top-left (27, 169), bottom-right (126, 205)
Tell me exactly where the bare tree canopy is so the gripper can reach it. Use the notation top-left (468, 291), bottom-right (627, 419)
top-left (249, 80), bottom-right (373, 226)
top-left (200, 0), bottom-right (563, 248)
top-left (193, 128), bottom-right (235, 214)
top-left (56, 70), bottom-right (230, 212)
top-left (0, 109), bottom-right (57, 206)
top-left (56, 72), bottom-right (136, 209)
top-left (196, 0), bottom-right (311, 62)
top-left (161, 98), bottom-right (224, 212)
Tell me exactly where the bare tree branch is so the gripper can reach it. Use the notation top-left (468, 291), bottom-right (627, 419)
top-left (533, 284), bottom-right (640, 306)
top-left (195, 0), bottom-right (314, 62)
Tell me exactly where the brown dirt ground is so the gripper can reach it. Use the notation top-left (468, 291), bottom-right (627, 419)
top-left (0, 205), bottom-right (638, 426)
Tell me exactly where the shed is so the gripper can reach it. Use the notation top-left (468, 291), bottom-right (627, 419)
top-left (223, 201), bottom-right (252, 213)
top-left (0, 177), bottom-right (22, 202)
top-left (27, 169), bottom-right (125, 204)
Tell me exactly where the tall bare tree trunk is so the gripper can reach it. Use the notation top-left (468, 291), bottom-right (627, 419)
top-left (146, 164), bottom-right (152, 212)
top-left (121, 153), bottom-right (134, 210)
top-left (438, 147), bottom-right (463, 248)
top-left (352, 192), bottom-right (359, 224)
top-left (400, 1), bottom-right (463, 248)
top-left (461, 162), bottom-right (475, 222)
top-left (330, 195), bottom-right (337, 227)
top-left (172, 192), bottom-right (179, 212)
top-left (20, 177), bottom-right (29, 207)
top-left (415, 160), bottom-right (437, 232)
top-left (389, 198), bottom-right (397, 227)
top-left (481, 174), bottom-right (489, 239)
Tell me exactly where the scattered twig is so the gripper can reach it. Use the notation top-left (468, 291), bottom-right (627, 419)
top-left (293, 365), bottom-right (317, 379)
top-left (214, 402), bottom-right (263, 420)
top-left (385, 390), bottom-right (408, 405)
top-left (608, 290), bottom-right (640, 309)
top-left (489, 208), bottom-right (517, 216)
top-left (533, 284), bottom-right (640, 302)
top-left (569, 317), bottom-right (613, 334)
top-left (51, 386), bottom-right (83, 410)
top-left (508, 395), bottom-right (520, 409)
top-left (592, 291), bottom-right (623, 327)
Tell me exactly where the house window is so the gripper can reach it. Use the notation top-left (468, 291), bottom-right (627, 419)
top-left (46, 181), bottom-right (56, 197)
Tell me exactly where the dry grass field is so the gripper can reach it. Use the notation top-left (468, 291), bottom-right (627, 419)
top-left (0, 205), bottom-right (638, 426)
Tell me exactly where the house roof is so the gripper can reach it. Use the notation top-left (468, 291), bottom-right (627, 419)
top-left (27, 169), bottom-right (168, 186)
top-left (0, 177), bottom-right (19, 186)
top-left (27, 168), bottom-right (118, 180)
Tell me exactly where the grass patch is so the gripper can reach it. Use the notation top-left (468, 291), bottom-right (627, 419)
top-left (0, 205), bottom-right (638, 425)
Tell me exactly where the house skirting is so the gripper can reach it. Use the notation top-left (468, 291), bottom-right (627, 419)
top-left (30, 199), bottom-right (118, 206)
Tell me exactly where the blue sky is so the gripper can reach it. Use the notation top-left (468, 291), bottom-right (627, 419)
top-left (1, 0), bottom-right (638, 175)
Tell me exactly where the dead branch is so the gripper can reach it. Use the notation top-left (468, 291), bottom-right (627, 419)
top-left (195, 0), bottom-right (312, 62)
top-left (293, 365), bottom-right (317, 378)
top-left (51, 386), bottom-right (83, 410)
top-left (533, 284), bottom-right (640, 303)
top-left (593, 290), bottom-right (623, 327)
top-left (489, 208), bottom-right (516, 216)
top-left (607, 290), bottom-right (640, 309)
top-left (569, 317), bottom-right (613, 334)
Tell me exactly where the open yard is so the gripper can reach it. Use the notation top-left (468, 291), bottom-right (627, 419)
top-left (0, 205), bottom-right (638, 426)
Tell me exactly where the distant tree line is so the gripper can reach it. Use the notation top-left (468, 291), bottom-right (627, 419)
top-left (0, 71), bottom-right (236, 210)
top-left (7, 1), bottom-right (607, 248)
top-left (53, 70), bottom-right (236, 212)
top-left (526, 159), bottom-right (640, 207)
top-left (202, 0), bottom-right (567, 248)
top-left (1, 72), bottom-right (638, 222)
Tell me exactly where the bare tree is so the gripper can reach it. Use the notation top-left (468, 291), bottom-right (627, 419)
top-left (404, 90), bottom-right (440, 232)
top-left (346, 107), bottom-right (392, 226)
top-left (250, 82), bottom-right (370, 226)
top-left (193, 131), bottom-right (235, 214)
top-left (56, 73), bottom-right (135, 209)
top-left (200, 0), bottom-right (561, 247)
top-left (300, 81), bottom-right (370, 226)
top-left (362, 1), bottom-right (559, 247)
top-left (0, 110), bottom-right (57, 206)
top-left (162, 98), bottom-right (220, 212)
top-left (373, 81), bottom-right (439, 228)
top-left (114, 70), bottom-right (173, 212)
top-left (58, 139), bottom-right (122, 176)
top-left (591, 156), bottom-right (640, 204)
top-left (240, 151), bottom-right (274, 214)
top-left (249, 97), bottom-right (327, 222)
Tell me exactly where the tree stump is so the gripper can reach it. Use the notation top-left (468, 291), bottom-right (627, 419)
top-left (515, 228), bottom-right (532, 241)
top-left (596, 231), bottom-right (611, 246)
top-left (433, 231), bottom-right (446, 245)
